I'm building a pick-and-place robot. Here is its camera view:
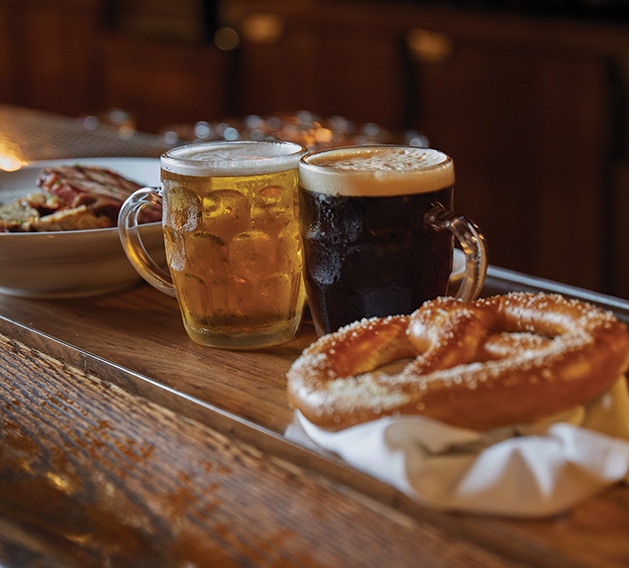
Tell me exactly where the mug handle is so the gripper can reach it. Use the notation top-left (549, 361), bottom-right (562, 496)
top-left (426, 204), bottom-right (487, 301)
top-left (118, 187), bottom-right (177, 297)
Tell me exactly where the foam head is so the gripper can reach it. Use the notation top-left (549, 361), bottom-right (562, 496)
top-left (299, 146), bottom-right (455, 196)
top-left (161, 140), bottom-right (305, 177)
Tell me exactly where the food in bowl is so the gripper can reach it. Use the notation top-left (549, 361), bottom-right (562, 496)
top-left (0, 164), bottom-right (161, 232)
top-left (0, 157), bottom-right (165, 298)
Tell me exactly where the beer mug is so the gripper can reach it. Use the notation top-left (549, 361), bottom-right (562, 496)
top-left (298, 145), bottom-right (487, 336)
top-left (119, 140), bottom-right (307, 349)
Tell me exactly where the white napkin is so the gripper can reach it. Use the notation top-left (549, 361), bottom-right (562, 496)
top-left (286, 377), bottom-right (629, 518)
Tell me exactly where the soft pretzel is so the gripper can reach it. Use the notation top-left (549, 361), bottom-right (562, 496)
top-left (287, 292), bottom-right (629, 430)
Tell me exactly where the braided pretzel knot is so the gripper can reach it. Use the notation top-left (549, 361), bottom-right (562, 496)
top-left (287, 292), bottom-right (629, 431)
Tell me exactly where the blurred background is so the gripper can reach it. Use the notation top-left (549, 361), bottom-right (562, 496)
top-left (2, 0), bottom-right (629, 298)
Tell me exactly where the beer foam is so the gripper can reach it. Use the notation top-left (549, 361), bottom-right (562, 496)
top-left (299, 146), bottom-right (455, 196)
top-left (162, 141), bottom-right (305, 176)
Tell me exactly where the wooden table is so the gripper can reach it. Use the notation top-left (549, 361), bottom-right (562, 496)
top-left (1, 105), bottom-right (629, 567)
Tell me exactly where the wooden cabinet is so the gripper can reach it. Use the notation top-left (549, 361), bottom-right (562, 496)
top-left (0, 0), bottom-right (234, 132)
top-left (233, 6), bottom-right (409, 128)
top-left (96, 33), bottom-right (234, 132)
top-left (0, 0), bottom-right (105, 116)
top-left (407, 25), bottom-right (611, 295)
top-left (0, 3), bottom-right (12, 101)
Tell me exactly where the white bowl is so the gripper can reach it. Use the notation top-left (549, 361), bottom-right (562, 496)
top-left (0, 157), bottom-right (165, 298)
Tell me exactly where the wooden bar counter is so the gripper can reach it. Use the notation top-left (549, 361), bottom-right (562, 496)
top-left (1, 106), bottom-right (628, 567)
top-left (2, 271), bottom-right (629, 567)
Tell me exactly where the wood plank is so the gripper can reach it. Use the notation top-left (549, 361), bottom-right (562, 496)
top-left (0, 328), bottom-right (525, 567)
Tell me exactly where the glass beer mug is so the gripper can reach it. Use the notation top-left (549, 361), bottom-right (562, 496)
top-left (298, 145), bottom-right (487, 335)
top-left (119, 140), bottom-right (307, 349)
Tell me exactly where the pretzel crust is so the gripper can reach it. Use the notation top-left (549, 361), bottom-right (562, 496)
top-left (287, 292), bottom-right (629, 430)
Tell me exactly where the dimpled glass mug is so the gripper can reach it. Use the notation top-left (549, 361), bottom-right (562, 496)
top-left (298, 145), bottom-right (488, 336)
top-left (118, 140), bottom-right (307, 349)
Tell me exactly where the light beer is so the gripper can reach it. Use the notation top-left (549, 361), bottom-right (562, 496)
top-left (299, 146), bottom-right (456, 335)
top-left (161, 141), bottom-right (306, 348)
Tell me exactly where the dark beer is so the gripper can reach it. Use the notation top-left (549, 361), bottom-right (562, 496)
top-left (299, 146), bottom-right (456, 335)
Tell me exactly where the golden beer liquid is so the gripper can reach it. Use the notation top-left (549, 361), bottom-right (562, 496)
top-left (161, 166), bottom-right (305, 349)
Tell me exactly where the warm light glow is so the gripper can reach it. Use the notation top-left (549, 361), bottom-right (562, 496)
top-left (45, 472), bottom-right (74, 494)
top-left (242, 13), bottom-right (284, 45)
top-left (407, 29), bottom-right (453, 63)
top-left (0, 142), bottom-right (27, 171)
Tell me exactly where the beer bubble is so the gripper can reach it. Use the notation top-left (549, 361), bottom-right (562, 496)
top-left (277, 226), bottom-right (302, 265)
top-left (258, 272), bottom-right (293, 314)
top-left (309, 248), bottom-right (341, 285)
top-left (202, 189), bottom-right (250, 242)
top-left (163, 229), bottom-right (187, 273)
top-left (229, 276), bottom-right (256, 318)
top-left (314, 196), bottom-right (362, 244)
top-left (164, 186), bottom-right (201, 232)
top-left (229, 230), bottom-right (278, 280)
top-left (251, 184), bottom-right (292, 234)
top-left (185, 232), bottom-right (229, 277)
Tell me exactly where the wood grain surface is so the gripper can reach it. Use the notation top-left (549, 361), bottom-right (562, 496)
top-left (2, 272), bottom-right (629, 566)
top-left (0, 325), bottom-right (521, 568)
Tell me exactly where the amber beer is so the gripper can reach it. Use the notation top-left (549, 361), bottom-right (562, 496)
top-left (160, 141), bottom-right (306, 348)
top-left (299, 146), bottom-right (457, 335)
